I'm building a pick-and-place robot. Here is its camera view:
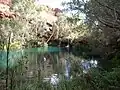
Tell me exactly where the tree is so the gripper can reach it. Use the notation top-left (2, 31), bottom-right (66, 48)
top-left (63, 0), bottom-right (120, 57)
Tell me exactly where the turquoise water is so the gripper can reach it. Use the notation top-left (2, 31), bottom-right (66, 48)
top-left (0, 46), bottom-right (62, 68)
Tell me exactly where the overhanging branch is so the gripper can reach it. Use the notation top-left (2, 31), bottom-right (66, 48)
top-left (94, 0), bottom-right (120, 19)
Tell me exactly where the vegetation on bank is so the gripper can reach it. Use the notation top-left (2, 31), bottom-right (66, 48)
top-left (62, 0), bottom-right (120, 89)
top-left (0, 0), bottom-right (120, 90)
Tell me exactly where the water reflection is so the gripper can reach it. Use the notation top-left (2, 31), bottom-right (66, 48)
top-left (50, 74), bottom-right (59, 86)
top-left (0, 46), bottom-right (99, 88)
top-left (81, 59), bottom-right (98, 73)
top-left (65, 59), bottom-right (71, 80)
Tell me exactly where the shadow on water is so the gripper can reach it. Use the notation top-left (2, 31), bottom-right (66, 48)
top-left (0, 46), bottom-right (99, 90)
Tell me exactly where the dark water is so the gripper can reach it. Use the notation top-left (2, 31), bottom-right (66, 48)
top-left (0, 46), bottom-right (98, 75)
top-left (0, 46), bottom-right (98, 89)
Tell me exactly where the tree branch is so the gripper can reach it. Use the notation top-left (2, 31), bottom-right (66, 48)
top-left (95, 15), bottom-right (120, 30)
top-left (94, 0), bottom-right (120, 19)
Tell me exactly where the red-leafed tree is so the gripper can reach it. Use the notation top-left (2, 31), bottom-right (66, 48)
top-left (0, 0), bottom-right (16, 19)
top-left (0, 0), bottom-right (12, 6)
top-left (54, 8), bottom-right (62, 16)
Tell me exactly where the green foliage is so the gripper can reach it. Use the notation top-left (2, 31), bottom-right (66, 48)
top-left (63, 0), bottom-right (120, 53)
top-left (72, 44), bottom-right (91, 57)
top-left (111, 53), bottom-right (120, 68)
top-left (62, 1), bottom-right (120, 90)
top-left (3, 41), bottom-right (22, 50)
top-left (1, 0), bottom-right (120, 90)
top-left (88, 67), bottom-right (120, 90)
